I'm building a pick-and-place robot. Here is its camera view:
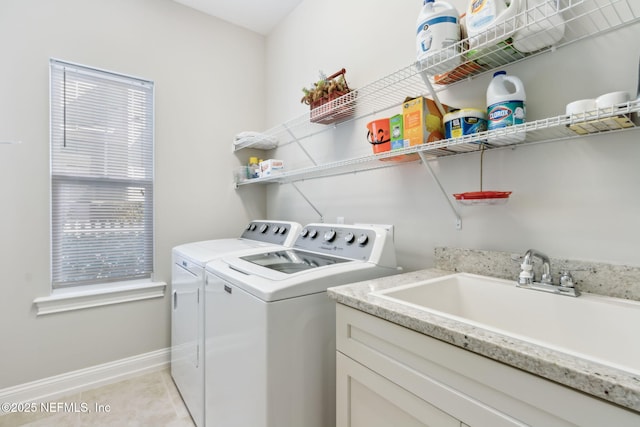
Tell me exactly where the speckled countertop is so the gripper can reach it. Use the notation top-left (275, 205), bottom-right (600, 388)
top-left (327, 266), bottom-right (640, 414)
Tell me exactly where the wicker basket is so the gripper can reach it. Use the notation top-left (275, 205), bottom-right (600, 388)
top-left (309, 69), bottom-right (356, 124)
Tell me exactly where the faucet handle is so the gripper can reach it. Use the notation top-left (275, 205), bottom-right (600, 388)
top-left (559, 270), bottom-right (575, 288)
top-left (518, 262), bottom-right (534, 285)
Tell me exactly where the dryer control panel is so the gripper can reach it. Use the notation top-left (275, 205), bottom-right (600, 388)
top-left (240, 220), bottom-right (302, 246)
top-left (293, 224), bottom-right (385, 262)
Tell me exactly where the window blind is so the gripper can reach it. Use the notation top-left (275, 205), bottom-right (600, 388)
top-left (50, 59), bottom-right (154, 288)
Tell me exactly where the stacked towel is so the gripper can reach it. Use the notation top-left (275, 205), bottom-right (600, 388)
top-left (233, 131), bottom-right (278, 150)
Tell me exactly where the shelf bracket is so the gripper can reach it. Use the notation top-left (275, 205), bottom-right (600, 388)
top-left (418, 152), bottom-right (462, 230)
top-left (291, 182), bottom-right (323, 222)
top-left (418, 69), bottom-right (447, 117)
top-left (283, 123), bottom-right (318, 166)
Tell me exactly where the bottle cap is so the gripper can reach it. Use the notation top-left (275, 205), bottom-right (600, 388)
top-left (493, 71), bottom-right (507, 77)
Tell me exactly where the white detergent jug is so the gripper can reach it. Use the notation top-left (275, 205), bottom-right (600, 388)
top-left (416, 0), bottom-right (461, 73)
top-left (466, 0), bottom-right (522, 50)
top-left (487, 70), bottom-right (526, 144)
top-left (512, 0), bottom-right (565, 52)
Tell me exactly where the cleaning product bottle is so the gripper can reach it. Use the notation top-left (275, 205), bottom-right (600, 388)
top-left (512, 0), bottom-right (565, 53)
top-left (466, 0), bottom-right (521, 47)
top-left (487, 70), bottom-right (526, 144)
top-left (465, 0), bottom-right (522, 66)
top-left (248, 156), bottom-right (259, 179)
top-left (416, 0), bottom-right (461, 73)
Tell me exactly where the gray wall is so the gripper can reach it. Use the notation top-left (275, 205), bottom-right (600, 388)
top-left (0, 0), bottom-right (266, 388)
top-left (265, 0), bottom-right (640, 270)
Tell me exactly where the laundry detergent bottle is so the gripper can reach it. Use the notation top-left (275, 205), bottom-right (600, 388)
top-left (416, 0), bottom-right (460, 73)
top-left (487, 70), bottom-right (526, 144)
top-left (512, 0), bottom-right (565, 52)
top-left (466, 0), bottom-right (521, 49)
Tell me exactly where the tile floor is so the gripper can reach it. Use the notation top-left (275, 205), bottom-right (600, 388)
top-left (0, 369), bottom-right (195, 427)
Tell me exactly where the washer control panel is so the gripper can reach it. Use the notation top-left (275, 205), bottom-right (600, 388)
top-left (240, 220), bottom-right (302, 246)
top-left (294, 224), bottom-right (380, 261)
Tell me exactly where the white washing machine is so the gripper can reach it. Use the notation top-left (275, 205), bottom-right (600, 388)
top-left (204, 223), bottom-right (399, 427)
top-left (171, 220), bottom-right (302, 427)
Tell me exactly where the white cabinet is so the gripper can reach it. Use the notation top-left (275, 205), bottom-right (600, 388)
top-left (336, 304), bottom-right (640, 427)
top-left (336, 352), bottom-right (460, 427)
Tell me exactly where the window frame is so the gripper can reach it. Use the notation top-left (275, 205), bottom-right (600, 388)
top-left (49, 58), bottom-right (156, 290)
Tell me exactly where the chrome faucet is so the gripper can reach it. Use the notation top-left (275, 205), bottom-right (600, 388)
top-left (518, 249), bottom-right (552, 286)
top-left (517, 249), bottom-right (580, 297)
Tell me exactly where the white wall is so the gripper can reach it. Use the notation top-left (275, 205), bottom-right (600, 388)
top-left (0, 0), bottom-right (266, 388)
top-left (265, 0), bottom-right (640, 270)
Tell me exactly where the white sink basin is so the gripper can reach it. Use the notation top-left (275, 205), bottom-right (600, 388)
top-left (371, 273), bottom-right (640, 375)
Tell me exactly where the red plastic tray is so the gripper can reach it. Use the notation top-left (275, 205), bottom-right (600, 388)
top-left (453, 191), bottom-right (512, 206)
top-left (453, 191), bottom-right (512, 200)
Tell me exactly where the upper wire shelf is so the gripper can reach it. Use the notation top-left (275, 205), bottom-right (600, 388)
top-left (235, 0), bottom-right (639, 152)
top-left (235, 99), bottom-right (640, 186)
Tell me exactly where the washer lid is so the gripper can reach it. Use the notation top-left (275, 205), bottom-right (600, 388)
top-left (173, 238), bottom-right (270, 266)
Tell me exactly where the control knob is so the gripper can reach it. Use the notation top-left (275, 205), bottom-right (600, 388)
top-left (344, 233), bottom-right (355, 244)
top-left (259, 224), bottom-right (269, 233)
top-left (323, 230), bottom-right (336, 242)
top-left (309, 229), bottom-right (318, 239)
top-left (357, 234), bottom-right (369, 246)
top-left (300, 228), bottom-right (309, 238)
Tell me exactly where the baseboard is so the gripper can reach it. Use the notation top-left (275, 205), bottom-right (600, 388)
top-left (0, 348), bottom-right (170, 405)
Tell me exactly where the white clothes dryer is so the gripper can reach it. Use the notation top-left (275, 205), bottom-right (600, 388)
top-left (171, 220), bottom-right (301, 427)
top-left (204, 223), bottom-right (399, 427)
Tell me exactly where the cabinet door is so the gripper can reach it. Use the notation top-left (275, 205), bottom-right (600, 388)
top-left (337, 352), bottom-right (460, 427)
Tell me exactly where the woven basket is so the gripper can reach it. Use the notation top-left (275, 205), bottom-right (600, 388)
top-left (309, 69), bottom-right (356, 124)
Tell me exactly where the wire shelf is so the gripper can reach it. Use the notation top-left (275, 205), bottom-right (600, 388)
top-left (236, 0), bottom-right (639, 152)
top-left (235, 100), bottom-right (640, 186)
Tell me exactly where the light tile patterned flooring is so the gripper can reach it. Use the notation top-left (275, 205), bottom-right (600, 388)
top-left (0, 369), bottom-right (195, 427)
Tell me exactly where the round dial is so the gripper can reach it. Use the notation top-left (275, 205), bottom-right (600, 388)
top-left (273, 226), bottom-right (280, 234)
top-left (308, 229), bottom-right (318, 239)
top-left (259, 224), bottom-right (269, 233)
top-left (323, 230), bottom-right (336, 242)
top-left (279, 227), bottom-right (287, 235)
top-left (344, 233), bottom-right (355, 244)
top-left (249, 223), bottom-right (257, 231)
top-left (357, 233), bottom-right (369, 246)
top-left (300, 228), bottom-right (309, 238)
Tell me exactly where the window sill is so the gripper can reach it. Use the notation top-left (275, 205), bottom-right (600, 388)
top-left (33, 280), bottom-right (166, 316)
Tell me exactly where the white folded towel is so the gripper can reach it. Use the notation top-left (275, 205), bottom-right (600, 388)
top-left (234, 131), bottom-right (278, 150)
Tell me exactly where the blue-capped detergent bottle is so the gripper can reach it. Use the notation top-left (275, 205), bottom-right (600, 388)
top-left (416, 0), bottom-right (461, 74)
top-left (487, 70), bottom-right (526, 144)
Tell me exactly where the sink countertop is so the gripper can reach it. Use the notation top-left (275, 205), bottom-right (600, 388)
top-left (327, 268), bottom-right (640, 413)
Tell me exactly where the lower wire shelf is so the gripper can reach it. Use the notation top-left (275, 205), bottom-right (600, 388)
top-left (235, 100), bottom-right (640, 187)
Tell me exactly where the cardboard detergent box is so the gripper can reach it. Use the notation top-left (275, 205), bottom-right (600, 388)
top-left (258, 159), bottom-right (284, 177)
top-left (402, 97), bottom-right (448, 146)
top-left (389, 114), bottom-right (408, 150)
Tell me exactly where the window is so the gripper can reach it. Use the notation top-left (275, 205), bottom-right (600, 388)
top-left (50, 59), bottom-right (154, 289)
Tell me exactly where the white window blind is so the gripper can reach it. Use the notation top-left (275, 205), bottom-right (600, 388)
top-left (50, 59), bottom-right (154, 288)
